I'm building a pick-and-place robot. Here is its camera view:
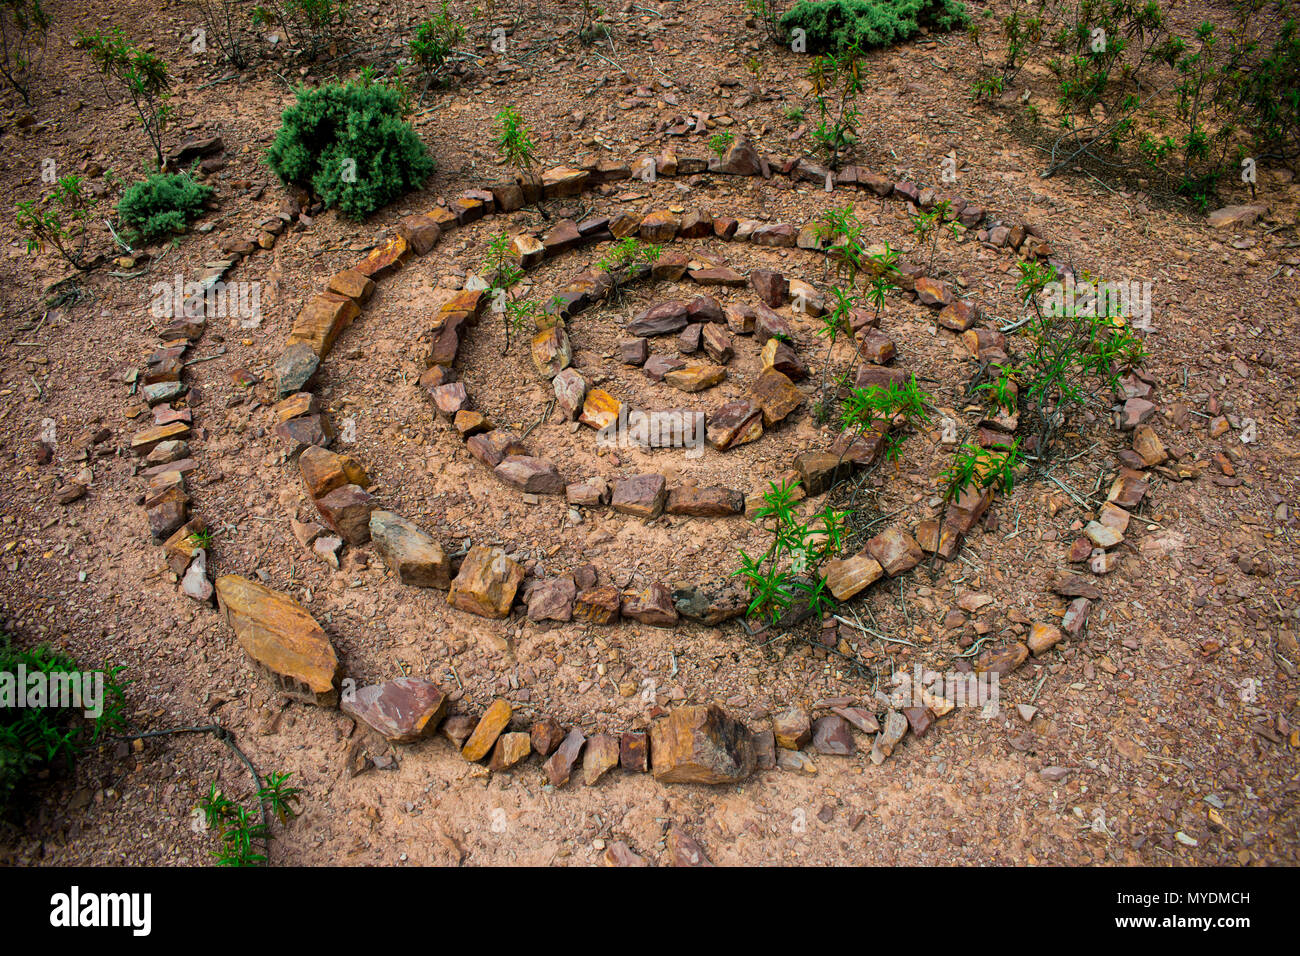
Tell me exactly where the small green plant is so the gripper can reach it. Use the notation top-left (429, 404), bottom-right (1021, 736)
top-left (780, 0), bottom-right (969, 54)
top-left (15, 175), bottom-right (95, 270)
top-left (576, 0), bottom-right (608, 43)
top-left (597, 236), bottom-right (661, 278)
top-left (493, 106), bottom-right (539, 175)
top-left (481, 231), bottom-right (527, 352)
top-left (0, 0), bottom-right (51, 104)
top-left (77, 27), bottom-right (172, 170)
top-left (187, 0), bottom-right (250, 69)
top-left (805, 48), bottom-right (864, 168)
top-left (410, 1), bottom-right (464, 89)
top-left (0, 635), bottom-right (130, 811)
top-left (116, 172), bottom-right (214, 244)
top-left (266, 78), bottom-right (435, 220)
top-left (197, 769), bottom-right (302, 866)
top-left (709, 130), bottom-right (736, 158)
top-left (251, 0), bottom-right (349, 59)
top-left (1008, 259), bottom-right (1146, 458)
top-left (746, 0), bottom-right (790, 45)
top-left (187, 528), bottom-right (214, 549)
top-left (814, 286), bottom-right (858, 420)
top-left (841, 376), bottom-right (931, 466)
top-left (784, 105), bottom-right (805, 121)
top-left (734, 479), bottom-right (847, 624)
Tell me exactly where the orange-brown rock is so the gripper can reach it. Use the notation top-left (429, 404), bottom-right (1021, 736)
top-left (298, 445), bottom-right (370, 499)
top-left (353, 234), bottom-right (411, 279)
top-left (461, 698), bottom-right (513, 761)
top-left (822, 552), bottom-right (884, 600)
top-left (583, 733), bottom-right (620, 785)
top-left (650, 704), bottom-right (757, 784)
top-left (579, 388), bottom-right (622, 430)
top-left (448, 546), bottom-right (524, 619)
top-left (287, 292), bottom-right (360, 358)
top-left (214, 575), bottom-right (342, 706)
top-left (488, 732), bottom-right (532, 771)
top-left (341, 677), bottom-right (447, 743)
top-left (752, 368), bottom-right (804, 426)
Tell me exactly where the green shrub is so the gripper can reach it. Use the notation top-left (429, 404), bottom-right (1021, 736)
top-left (117, 172), bottom-right (213, 244)
top-left (780, 0), bottom-right (968, 53)
top-left (252, 0), bottom-right (349, 59)
top-left (0, 0), bottom-right (52, 104)
top-left (266, 79), bottom-right (435, 220)
top-left (410, 0), bottom-right (464, 83)
top-left (0, 635), bottom-right (128, 811)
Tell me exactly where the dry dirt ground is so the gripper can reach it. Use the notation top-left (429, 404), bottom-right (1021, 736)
top-left (0, 0), bottom-right (1297, 866)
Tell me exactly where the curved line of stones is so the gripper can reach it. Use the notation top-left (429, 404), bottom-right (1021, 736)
top-left (128, 142), bottom-right (1162, 789)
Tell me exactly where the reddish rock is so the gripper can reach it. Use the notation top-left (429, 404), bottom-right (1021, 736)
top-left (531, 718), bottom-right (565, 757)
top-left (612, 473), bottom-right (667, 518)
top-left (620, 731), bottom-right (649, 772)
top-left (467, 430), bottom-right (528, 468)
top-left (975, 643), bottom-right (1029, 676)
top-left (866, 527), bottom-right (923, 576)
top-left (858, 330), bottom-right (896, 364)
top-left (583, 733), bottom-right (620, 785)
top-left (901, 706), bottom-right (936, 737)
top-left (314, 484), bottom-right (374, 545)
top-left (620, 338), bottom-right (650, 366)
top-left (643, 354), bottom-right (687, 382)
top-left (686, 295), bottom-right (726, 324)
top-left (794, 451), bottom-right (854, 496)
top-left (573, 585), bottom-right (621, 624)
top-left (526, 576), bottom-right (577, 622)
top-left (706, 400), bottom-right (763, 450)
top-left (494, 455), bottom-right (564, 495)
top-left (666, 485), bottom-right (744, 517)
top-left (544, 727), bottom-right (586, 786)
top-left (342, 677), bottom-right (447, 743)
top-left (621, 583), bottom-right (679, 627)
top-left (812, 714), bottom-right (855, 755)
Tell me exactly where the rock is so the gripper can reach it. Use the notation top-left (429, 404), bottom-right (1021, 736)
top-left (131, 422), bottom-right (191, 457)
top-left (274, 414), bottom-right (334, 452)
top-left (342, 678), bottom-right (448, 743)
top-left (541, 165), bottom-right (589, 198)
top-left (488, 732), bottom-right (532, 771)
top-left (495, 455), bottom-right (565, 494)
top-left (467, 430), bottom-right (528, 468)
top-left (369, 511), bottom-right (451, 588)
top-left (725, 303), bottom-right (756, 334)
top-left (620, 731), bottom-right (649, 772)
top-left (1085, 520), bottom-right (1123, 549)
top-left (671, 582), bottom-right (748, 624)
top-left (832, 706), bottom-right (880, 734)
top-left (1062, 598), bottom-right (1093, 638)
top-left (566, 477), bottom-right (610, 507)
top-left (579, 388), bottom-right (623, 430)
top-left (612, 473), bottom-right (667, 518)
top-left (677, 322), bottom-right (703, 354)
top-left (1028, 622), bottom-right (1063, 655)
top-left (706, 400), bottom-right (763, 450)
top-left (526, 576), bottom-right (576, 622)
top-left (752, 222), bottom-right (796, 247)
top-left (901, 706), bottom-right (935, 737)
top-left (643, 354), bottom-right (687, 382)
top-left (975, 643), bottom-right (1029, 675)
top-left (181, 548), bottom-right (214, 603)
top-left (914, 277), bottom-right (953, 307)
top-left (299, 445), bottom-right (369, 499)
top-left (544, 727), bottom-right (586, 786)
top-left (314, 484), bottom-right (374, 545)
top-left (1207, 204), bottom-right (1267, 229)
top-left (574, 585), bottom-right (621, 624)
top-left (639, 208), bottom-right (680, 242)
top-left (868, 528), bottom-right (920, 580)
top-left (751, 369), bottom-right (804, 426)
top-left (462, 699), bottom-right (513, 761)
top-left (431, 382), bottom-right (471, 419)
top-left (1107, 470), bottom-right (1148, 508)
top-left (753, 303), bottom-right (793, 343)
top-left (552, 368), bottom-right (587, 419)
top-left (620, 338), bottom-right (650, 365)
top-left (214, 575), bottom-right (342, 706)
top-left (666, 485), bottom-right (743, 516)
top-left (760, 338), bottom-right (808, 381)
top-left (822, 552), bottom-right (884, 600)
top-left (454, 410), bottom-right (491, 437)
top-left (702, 324), bottom-right (734, 364)
top-left (531, 719), bottom-right (565, 757)
top-left (448, 546), bottom-right (524, 619)
top-left (621, 583), bottom-right (679, 627)
top-left (668, 827), bottom-right (713, 866)
top-left (273, 343), bottom-right (321, 398)
top-left (664, 364), bottom-right (726, 392)
top-left (812, 714), bottom-right (855, 755)
top-left (56, 483), bottom-right (87, 505)
top-left (750, 268), bottom-right (788, 307)
top-left (541, 218), bottom-right (581, 256)
top-left (395, 214), bottom-right (442, 255)
top-left (287, 293), bottom-right (360, 358)
top-left (857, 330), bottom-right (896, 364)
top-left (938, 299), bottom-right (979, 331)
top-left (583, 734), bottom-right (620, 785)
top-left (1132, 424), bottom-right (1167, 465)
top-left (1053, 574), bottom-right (1102, 600)
top-left (774, 707), bottom-right (812, 750)
top-left (794, 451), bottom-right (853, 496)
top-left (601, 841), bottom-right (648, 867)
top-left (650, 705), bottom-right (756, 784)
top-left (531, 326), bottom-right (572, 379)
top-left (870, 710), bottom-right (908, 764)
top-left (1121, 398), bottom-right (1156, 429)
top-left (708, 138), bottom-right (761, 175)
